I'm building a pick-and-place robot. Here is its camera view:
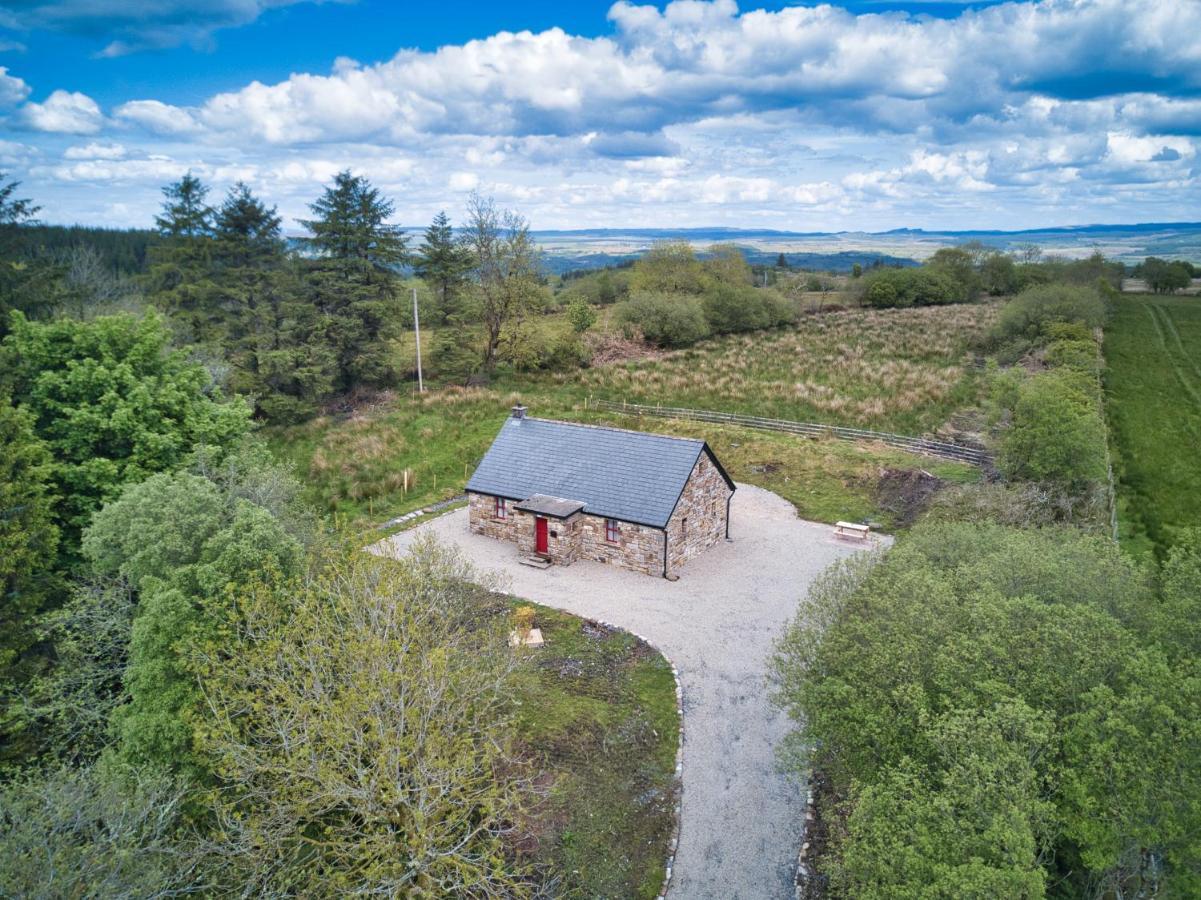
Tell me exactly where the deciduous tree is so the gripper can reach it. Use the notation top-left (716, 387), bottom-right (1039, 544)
top-left (0, 311), bottom-right (251, 557)
top-left (464, 192), bottom-right (543, 373)
top-left (195, 538), bottom-right (531, 897)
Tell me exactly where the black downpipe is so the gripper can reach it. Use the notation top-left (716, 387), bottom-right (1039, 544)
top-left (725, 493), bottom-right (732, 539)
top-left (662, 528), bottom-right (669, 579)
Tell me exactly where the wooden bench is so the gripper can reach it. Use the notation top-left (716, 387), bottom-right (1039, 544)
top-left (834, 521), bottom-right (871, 541)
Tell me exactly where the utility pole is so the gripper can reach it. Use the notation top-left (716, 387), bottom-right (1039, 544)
top-left (412, 286), bottom-right (424, 393)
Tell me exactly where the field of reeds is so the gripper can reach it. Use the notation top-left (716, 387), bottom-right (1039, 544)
top-left (530, 303), bottom-right (998, 433)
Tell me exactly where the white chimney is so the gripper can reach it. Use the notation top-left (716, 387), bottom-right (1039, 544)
top-left (511, 404), bottom-right (527, 420)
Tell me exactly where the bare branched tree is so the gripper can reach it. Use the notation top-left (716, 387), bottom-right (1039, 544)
top-left (463, 192), bottom-right (543, 374)
top-left (0, 762), bottom-right (209, 897)
top-left (195, 536), bottom-right (532, 897)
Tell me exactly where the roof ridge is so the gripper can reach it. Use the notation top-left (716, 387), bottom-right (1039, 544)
top-left (522, 415), bottom-right (705, 445)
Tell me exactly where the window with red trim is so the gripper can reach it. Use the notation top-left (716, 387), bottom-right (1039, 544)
top-left (494, 496), bottom-right (507, 519)
top-left (605, 519), bottom-right (620, 542)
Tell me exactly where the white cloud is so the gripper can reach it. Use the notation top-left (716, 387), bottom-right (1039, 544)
top-left (64, 141), bottom-right (126, 159)
top-left (1106, 132), bottom-right (1195, 166)
top-left (114, 99), bottom-right (200, 134)
top-left (18, 89), bottom-right (103, 133)
top-left (448, 171), bottom-right (480, 191)
top-left (88, 0), bottom-right (1200, 156)
top-left (0, 67), bottom-right (30, 106)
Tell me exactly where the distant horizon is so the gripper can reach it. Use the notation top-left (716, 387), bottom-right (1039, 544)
top-left (29, 219), bottom-right (1201, 240)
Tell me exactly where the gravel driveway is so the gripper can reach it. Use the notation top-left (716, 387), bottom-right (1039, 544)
top-left (373, 484), bottom-right (883, 899)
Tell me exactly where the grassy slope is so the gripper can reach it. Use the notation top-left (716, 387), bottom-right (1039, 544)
top-left (269, 304), bottom-right (989, 532)
top-left (526, 303), bottom-right (995, 434)
top-left (510, 603), bottom-right (679, 899)
top-left (1104, 293), bottom-right (1201, 558)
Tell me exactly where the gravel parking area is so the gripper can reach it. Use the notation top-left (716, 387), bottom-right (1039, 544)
top-left (373, 484), bottom-right (884, 899)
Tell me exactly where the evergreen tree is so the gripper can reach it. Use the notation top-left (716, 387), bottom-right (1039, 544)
top-left (300, 171), bottom-right (407, 390)
top-left (300, 170), bottom-right (407, 269)
top-left (146, 173), bottom-right (218, 343)
top-left (414, 210), bottom-right (473, 324)
top-left (154, 172), bottom-right (212, 241)
top-left (212, 182), bottom-right (283, 269)
top-left (210, 185), bottom-right (329, 420)
top-left (0, 173), bottom-right (57, 337)
top-left (0, 311), bottom-right (251, 557)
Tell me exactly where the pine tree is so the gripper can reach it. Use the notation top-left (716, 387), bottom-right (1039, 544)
top-left (213, 182), bottom-right (283, 269)
top-left (0, 400), bottom-right (59, 676)
top-left (0, 173), bottom-right (55, 337)
top-left (300, 171), bottom-right (407, 391)
top-left (209, 184), bottom-right (330, 420)
top-left (154, 172), bottom-right (212, 243)
top-left (414, 210), bottom-right (473, 324)
top-left (146, 173), bottom-right (218, 342)
top-left (300, 170), bottom-right (407, 270)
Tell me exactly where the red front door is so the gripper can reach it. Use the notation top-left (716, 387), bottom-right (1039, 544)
top-left (535, 517), bottom-right (549, 555)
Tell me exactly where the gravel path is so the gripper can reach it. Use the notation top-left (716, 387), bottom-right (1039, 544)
top-left (373, 484), bottom-right (883, 899)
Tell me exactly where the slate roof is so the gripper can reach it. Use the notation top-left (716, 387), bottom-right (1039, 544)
top-left (467, 416), bottom-right (734, 529)
top-left (514, 495), bottom-right (586, 518)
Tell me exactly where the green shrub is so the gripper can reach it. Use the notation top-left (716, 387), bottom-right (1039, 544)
top-left (614, 292), bottom-right (710, 348)
top-left (862, 267), bottom-right (961, 308)
top-left (926, 246), bottom-right (980, 301)
top-left (991, 284), bottom-right (1106, 346)
top-left (701, 283), bottom-right (795, 333)
top-left (1041, 321), bottom-right (1093, 343)
top-left (566, 298), bottom-right (597, 333)
top-left (864, 276), bottom-right (901, 308)
top-left (1044, 338), bottom-right (1100, 375)
top-left (980, 252), bottom-right (1019, 295)
top-left (999, 370), bottom-right (1107, 491)
top-left (773, 522), bottom-right (1198, 897)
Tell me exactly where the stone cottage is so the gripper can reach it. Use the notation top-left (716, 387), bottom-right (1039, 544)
top-left (466, 406), bottom-right (736, 578)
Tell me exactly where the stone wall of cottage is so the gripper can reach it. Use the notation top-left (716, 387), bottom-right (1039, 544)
top-left (666, 452), bottom-right (732, 574)
top-left (577, 514), bottom-right (666, 576)
top-left (468, 492), bottom-right (520, 543)
top-left (469, 453), bottom-right (730, 578)
top-left (468, 492), bottom-right (584, 565)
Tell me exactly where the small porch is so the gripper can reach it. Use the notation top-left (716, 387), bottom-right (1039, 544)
top-left (512, 494), bottom-right (586, 565)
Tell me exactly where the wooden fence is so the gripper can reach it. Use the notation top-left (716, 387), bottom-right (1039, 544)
top-left (589, 399), bottom-right (993, 467)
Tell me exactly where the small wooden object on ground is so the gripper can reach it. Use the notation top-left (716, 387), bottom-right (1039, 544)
top-left (834, 521), bottom-right (871, 541)
top-left (510, 605), bottom-right (544, 647)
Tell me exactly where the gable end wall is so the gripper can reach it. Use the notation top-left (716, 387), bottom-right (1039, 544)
top-left (666, 452), bottom-right (732, 575)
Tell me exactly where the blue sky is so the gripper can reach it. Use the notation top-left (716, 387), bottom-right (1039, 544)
top-left (0, 0), bottom-right (1197, 231)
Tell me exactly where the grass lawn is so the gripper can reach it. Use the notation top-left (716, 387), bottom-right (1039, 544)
top-left (507, 602), bottom-right (679, 899)
top-left (1104, 293), bottom-right (1201, 559)
top-left (267, 304), bottom-right (987, 532)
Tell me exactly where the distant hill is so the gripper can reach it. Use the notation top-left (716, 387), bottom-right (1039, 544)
top-left (520, 221), bottom-right (1201, 273)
